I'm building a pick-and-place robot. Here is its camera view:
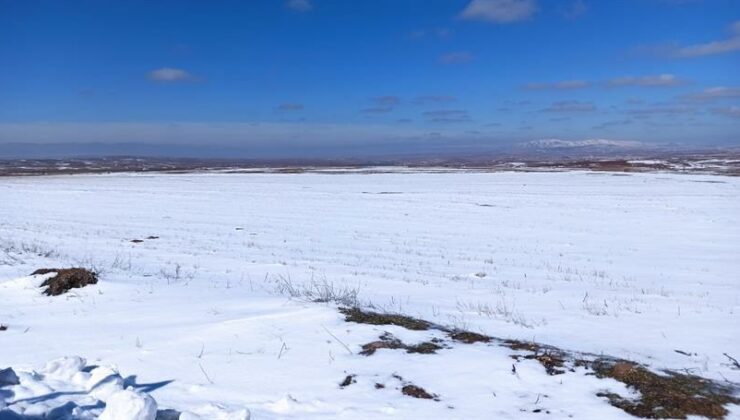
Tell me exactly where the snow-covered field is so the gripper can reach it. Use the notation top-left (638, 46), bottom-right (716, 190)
top-left (1, 170), bottom-right (739, 418)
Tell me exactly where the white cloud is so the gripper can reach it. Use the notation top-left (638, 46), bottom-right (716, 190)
top-left (460, 0), bottom-right (537, 23)
top-left (673, 37), bottom-right (740, 58)
top-left (147, 68), bottom-right (194, 82)
top-left (607, 74), bottom-right (684, 87)
top-left (670, 20), bottom-right (740, 58)
top-left (286, 0), bottom-right (312, 12)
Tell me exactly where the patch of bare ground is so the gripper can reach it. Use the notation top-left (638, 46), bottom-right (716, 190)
top-left (339, 307), bottom-right (432, 331)
top-left (449, 331), bottom-right (491, 344)
top-left (0, 324), bottom-right (7, 331)
top-left (402, 384), bottom-right (437, 400)
top-left (360, 332), bottom-right (443, 356)
top-left (587, 360), bottom-right (739, 419)
top-left (340, 307), bottom-right (740, 418)
top-left (390, 374), bottom-right (439, 400)
top-left (31, 268), bottom-right (98, 296)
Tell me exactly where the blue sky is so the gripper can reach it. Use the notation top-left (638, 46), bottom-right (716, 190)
top-left (1, 0), bottom-right (738, 154)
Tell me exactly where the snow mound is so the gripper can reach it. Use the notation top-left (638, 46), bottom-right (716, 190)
top-left (0, 357), bottom-right (249, 419)
top-left (100, 389), bottom-right (157, 420)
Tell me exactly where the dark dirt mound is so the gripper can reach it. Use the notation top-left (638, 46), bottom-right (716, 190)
top-left (339, 307), bottom-right (431, 331)
top-left (339, 374), bottom-right (356, 388)
top-left (402, 384), bottom-right (437, 400)
top-left (31, 268), bottom-right (98, 296)
top-left (591, 360), bottom-right (739, 419)
top-left (0, 324), bottom-right (7, 331)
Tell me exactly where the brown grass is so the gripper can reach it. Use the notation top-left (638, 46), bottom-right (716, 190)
top-left (591, 360), bottom-right (739, 419)
top-left (360, 332), bottom-right (442, 356)
top-left (339, 307), bottom-right (431, 331)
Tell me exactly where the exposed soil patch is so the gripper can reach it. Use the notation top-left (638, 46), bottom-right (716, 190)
top-left (0, 324), bottom-right (7, 331)
top-left (339, 307), bottom-right (739, 417)
top-left (339, 307), bottom-right (431, 331)
top-left (402, 384), bottom-right (436, 400)
top-left (590, 360), bottom-right (739, 419)
top-left (31, 268), bottom-right (98, 296)
top-left (339, 374), bottom-right (356, 388)
top-left (146, 236), bottom-right (159, 240)
top-left (449, 331), bottom-right (491, 344)
top-left (130, 239), bottom-right (144, 243)
top-left (360, 332), bottom-right (442, 356)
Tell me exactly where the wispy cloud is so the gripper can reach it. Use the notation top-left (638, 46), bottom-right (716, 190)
top-left (460, 0), bottom-right (538, 23)
top-left (361, 107), bottom-right (394, 114)
top-left (523, 80), bottom-right (590, 90)
top-left (681, 86), bottom-right (740, 102)
top-left (642, 20), bottom-right (740, 58)
top-left (625, 105), bottom-right (694, 116)
top-left (372, 96), bottom-right (401, 106)
top-left (607, 74), bottom-right (685, 87)
top-left (711, 106), bottom-right (740, 118)
top-left (541, 100), bottom-right (596, 112)
top-left (413, 95), bottom-right (457, 105)
top-left (361, 96), bottom-right (401, 114)
top-left (593, 119), bottom-right (634, 130)
top-left (147, 67), bottom-right (196, 83)
top-left (423, 110), bottom-right (471, 122)
top-left (277, 103), bottom-right (304, 111)
top-left (439, 51), bottom-right (474, 64)
top-left (286, 0), bottom-right (312, 12)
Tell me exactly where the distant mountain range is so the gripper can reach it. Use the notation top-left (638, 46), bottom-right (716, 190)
top-left (522, 139), bottom-right (645, 149)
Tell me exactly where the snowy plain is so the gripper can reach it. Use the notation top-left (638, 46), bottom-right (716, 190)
top-left (1, 170), bottom-right (739, 418)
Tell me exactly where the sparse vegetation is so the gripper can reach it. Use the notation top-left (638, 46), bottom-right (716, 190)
top-left (360, 332), bottom-right (443, 356)
top-left (339, 307), bottom-right (431, 331)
